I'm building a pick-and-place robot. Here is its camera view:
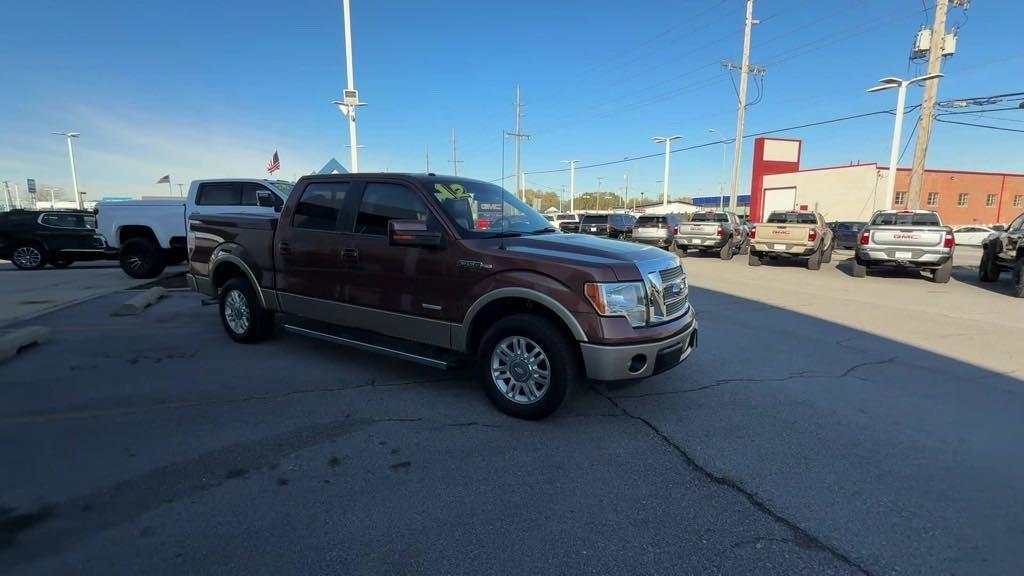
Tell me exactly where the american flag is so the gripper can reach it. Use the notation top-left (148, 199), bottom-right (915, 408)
top-left (267, 151), bottom-right (281, 174)
top-left (156, 174), bottom-right (170, 184)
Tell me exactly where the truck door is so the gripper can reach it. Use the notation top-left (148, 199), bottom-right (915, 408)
top-left (274, 180), bottom-right (356, 303)
top-left (342, 181), bottom-right (452, 346)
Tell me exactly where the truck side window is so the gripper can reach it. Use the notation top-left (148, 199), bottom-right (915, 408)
top-left (196, 183), bottom-right (240, 205)
top-left (355, 183), bottom-right (429, 236)
top-left (240, 183), bottom-right (269, 207)
top-left (293, 182), bottom-right (349, 231)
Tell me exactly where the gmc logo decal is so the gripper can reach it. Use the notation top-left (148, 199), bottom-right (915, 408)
top-left (892, 233), bottom-right (921, 240)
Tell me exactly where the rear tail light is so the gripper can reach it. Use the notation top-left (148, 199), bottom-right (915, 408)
top-left (944, 231), bottom-right (955, 249)
top-left (859, 230), bottom-right (870, 245)
top-left (749, 227), bottom-right (756, 239)
top-left (716, 224), bottom-right (723, 237)
top-left (673, 225), bottom-right (678, 234)
top-left (808, 228), bottom-right (817, 242)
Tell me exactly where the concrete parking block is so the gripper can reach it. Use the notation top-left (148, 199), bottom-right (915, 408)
top-left (0, 325), bottom-right (50, 363)
top-left (111, 287), bottom-right (168, 316)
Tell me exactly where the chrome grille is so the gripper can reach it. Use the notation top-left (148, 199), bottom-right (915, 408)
top-left (647, 265), bottom-right (689, 324)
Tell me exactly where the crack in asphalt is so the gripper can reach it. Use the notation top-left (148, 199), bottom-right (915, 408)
top-left (0, 375), bottom-right (470, 426)
top-left (839, 357), bottom-right (898, 379)
top-left (611, 371), bottom-right (821, 399)
top-left (591, 385), bottom-right (874, 576)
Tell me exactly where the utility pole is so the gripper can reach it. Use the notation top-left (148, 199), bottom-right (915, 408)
top-left (425, 145), bottom-right (430, 173)
top-left (596, 176), bottom-right (604, 211)
top-left (449, 128), bottom-right (463, 176)
top-left (561, 160), bottom-right (578, 213)
top-left (723, 0), bottom-right (764, 211)
top-left (505, 84), bottom-right (531, 200)
top-left (623, 172), bottom-right (629, 210)
top-left (906, 0), bottom-right (962, 208)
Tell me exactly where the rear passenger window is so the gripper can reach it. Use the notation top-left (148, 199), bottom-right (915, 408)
top-left (240, 183), bottom-right (268, 207)
top-left (293, 182), bottom-right (349, 231)
top-left (40, 213), bottom-right (87, 228)
top-left (354, 183), bottom-right (429, 236)
top-left (196, 183), bottom-right (240, 205)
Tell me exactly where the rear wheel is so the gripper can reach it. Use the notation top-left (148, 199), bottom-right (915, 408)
top-left (11, 244), bottom-right (47, 270)
top-left (677, 246), bottom-right (688, 257)
top-left (119, 237), bottom-right (166, 279)
top-left (1013, 260), bottom-right (1024, 299)
top-left (747, 251), bottom-right (762, 267)
top-left (822, 241), bottom-right (834, 263)
top-left (738, 239), bottom-right (750, 255)
top-left (807, 246), bottom-right (823, 271)
top-left (477, 314), bottom-right (576, 420)
top-left (979, 244), bottom-right (1001, 282)
top-left (932, 258), bottom-right (953, 284)
top-left (219, 277), bottom-right (275, 343)
top-left (719, 238), bottom-right (734, 260)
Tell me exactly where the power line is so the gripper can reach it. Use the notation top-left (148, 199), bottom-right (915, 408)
top-left (934, 118), bottom-right (1024, 134)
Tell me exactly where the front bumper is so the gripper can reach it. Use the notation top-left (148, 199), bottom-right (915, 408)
top-left (580, 318), bottom-right (698, 381)
top-left (677, 236), bottom-right (726, 249)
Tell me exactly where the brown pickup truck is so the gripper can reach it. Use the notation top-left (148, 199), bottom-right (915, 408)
top-left (748, 210), bottom-right (834, 270)
top-left (187, 174), bottom-right (698, 419)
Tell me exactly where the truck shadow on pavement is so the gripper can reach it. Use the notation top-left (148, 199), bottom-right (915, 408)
top-left (832, 254), bottom-right (1020, 296)
top-left (0, 289), bottom-right (1021, 574)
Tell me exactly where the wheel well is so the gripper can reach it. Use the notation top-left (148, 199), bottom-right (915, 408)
top-left (211, 261), bottom-right (247, 292)
top-left (465, 297), bottom-right (580, 357)
top-left (119, 225), bottom-right (159, 246)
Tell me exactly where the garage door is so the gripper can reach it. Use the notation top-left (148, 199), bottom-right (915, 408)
top-left (763, 187), bottom-right (796, 218)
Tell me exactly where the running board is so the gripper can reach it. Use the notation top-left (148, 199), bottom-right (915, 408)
top-left (282, 323), bottom-right (459, 370)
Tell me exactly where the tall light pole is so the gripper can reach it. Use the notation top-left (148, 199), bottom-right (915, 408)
top-left (561, 159), bottom-right (578, 213)
top-left (708, 128), bottom-right (728, 211)
top-left (332, 0), bottom-right (365, 172)
top-left (652, 135), bottom-right (681, 206)
top-left (51, 131), bottom-right (82, 209)
top-left (623, 171), bottom-right (629, 210)
top-left (596, 176), bottom-right (604, 211)
top-left (726, 0), bottom-right (760, 211)
top-left (867, 73), bottom-right (943, 209)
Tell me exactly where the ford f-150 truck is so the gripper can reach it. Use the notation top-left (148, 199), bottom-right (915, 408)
top-left (979, 210), bottom-right (1024, 297)
top-left (748, 210), bottom-right (833, 270)
top-left (187, 174), bottom-right (698, 420)
top-left (675, 211), bottom-right (749, 260)
top-left (851, 210), bottom-right (954, 283)
top-left (96, 179), bottom-right (292, 278)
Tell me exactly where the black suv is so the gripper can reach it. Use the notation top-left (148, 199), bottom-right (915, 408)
top-left (0, 210), bottom-right (111, 270)
top-left (578, 213), bottom-right (636, 239)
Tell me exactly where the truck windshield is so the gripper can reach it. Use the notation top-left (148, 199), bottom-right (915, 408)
top-left (579, 215), bottom-right (607, 226)
top-left (870, 212), bottom-right (941, 226)
top-left (428, 179), bottom-right (554, 237)
top-left (690, 213), bottom-right (729, 223)
top-left (767, 212), bottom-right (817, 224)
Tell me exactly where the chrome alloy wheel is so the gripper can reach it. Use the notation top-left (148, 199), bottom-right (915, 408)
top-left (13, 246), bottom-right (42, 269)
top-left (223, 289), bottom-right (251, 335)
top-left (490, 336), bottom-right (551, 404)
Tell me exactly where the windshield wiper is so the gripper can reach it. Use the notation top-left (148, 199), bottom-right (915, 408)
top-left (487, 231), bottom-right (524, 238)
top-left (530, 227), bottom-right (559, 234)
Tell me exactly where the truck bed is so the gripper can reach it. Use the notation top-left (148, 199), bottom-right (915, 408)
top-left (187, 213), bottom-right (278, 283)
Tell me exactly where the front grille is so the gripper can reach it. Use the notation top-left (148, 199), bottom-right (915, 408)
top-left (648, 265), bottom-right (688, 324)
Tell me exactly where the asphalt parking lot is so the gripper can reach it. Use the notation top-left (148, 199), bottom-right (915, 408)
top-left (1, 248), bottom-right (1021, 575)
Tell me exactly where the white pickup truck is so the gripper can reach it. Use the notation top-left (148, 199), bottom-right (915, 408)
top-left (96, 179), bottom-right (292, 278)
top-left (852, 209), bottom-right (955, 283)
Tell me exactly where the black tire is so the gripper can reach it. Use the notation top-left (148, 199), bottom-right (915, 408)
top-left (979, 244), bottom-right (1001, 283)
top-left (677, 246), bottom-right (688, 257)
top-left (747, 251), bottom-right (762, 267)
top-left (738, 240), bottom-right (750, 255)
top-left (851, 257), bottom-right (867, 278)
top-left (50, 260), bottom-right (74, 268)
top-left (219, 277), bottom-right (275, 343)
top-left (807, 246), bottom-right (823, 271)
top-left (1013, 260), bottom-right (1024, 299)
top-left (119, 237), bottom-right (166, 279)
top-left (11, 243), bottom-right (48, 270)
top-left (822, 241), bottom-right (834, 264)
top-left (477, 313), bottom-right (577, 420)
top-left (719, 238), bottom-right (734, 260)
top-left (932, 258), bottom-right (953, 284)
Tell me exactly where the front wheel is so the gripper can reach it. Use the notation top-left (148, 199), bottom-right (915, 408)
top-left (719, 238), bottom-right (734, 261)
top-left (120, 237), bottom-right (166, 279)
top-left (11, 244), bottom-right (47, 270)
top-left (979, 245), bottom-right (1001, 283)
top-left (477, 314), bottom-right (577, 420)
top-left (219, 277), bottom-right (275, 343)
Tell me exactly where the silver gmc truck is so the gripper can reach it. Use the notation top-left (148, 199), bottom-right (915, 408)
top-left (852, 209), bottom-right (955, 283)
top-left (675, 211), bottom-right (749, 260)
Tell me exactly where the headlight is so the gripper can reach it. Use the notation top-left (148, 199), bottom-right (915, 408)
top-left (585, 282), bottom-right (647, 327)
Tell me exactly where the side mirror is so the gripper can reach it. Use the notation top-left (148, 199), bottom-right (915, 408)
top-left (257, 191), bottom-right (277, 209)
top-left (389, 220), bottom-right (443, 248)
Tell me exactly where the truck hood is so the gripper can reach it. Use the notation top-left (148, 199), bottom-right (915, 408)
top-left (476, 233), bottom-right (676, 281)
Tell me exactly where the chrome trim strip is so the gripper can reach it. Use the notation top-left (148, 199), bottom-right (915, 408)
top-left (283, 324), bottom-right (451, 370)
top-left (277, 292), bottom-right (452, 349)
top-left (456, 287), bottom-right (588, 352)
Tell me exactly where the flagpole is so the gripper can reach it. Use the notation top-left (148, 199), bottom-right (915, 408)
top-left (168, 180), bottom-right (173, 196)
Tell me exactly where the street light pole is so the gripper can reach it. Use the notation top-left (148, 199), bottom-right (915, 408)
top-left (652, 135), bottom-right (681, 206)
top-left (867, 73), bottom-right (943, 209)
top-left (561, 160), bottom-right (578, 213)
top-left (709, 128), bottom-right (728, 211)
top-left (51, 131), bottom-right (82, 209)
top-left (332, 0), bottom-right (365, 172)
top-left (596, 177), bottom-right (604, 212)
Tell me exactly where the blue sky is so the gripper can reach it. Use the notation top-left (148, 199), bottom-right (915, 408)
top-left (3, 0), bottom-right (1022, 201)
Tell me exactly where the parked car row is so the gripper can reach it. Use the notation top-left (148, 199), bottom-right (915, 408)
top-left (0, 209), bottom-right (112, 270)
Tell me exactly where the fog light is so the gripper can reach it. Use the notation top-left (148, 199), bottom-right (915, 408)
top-left (628, 354), bottom-right (647, 374)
